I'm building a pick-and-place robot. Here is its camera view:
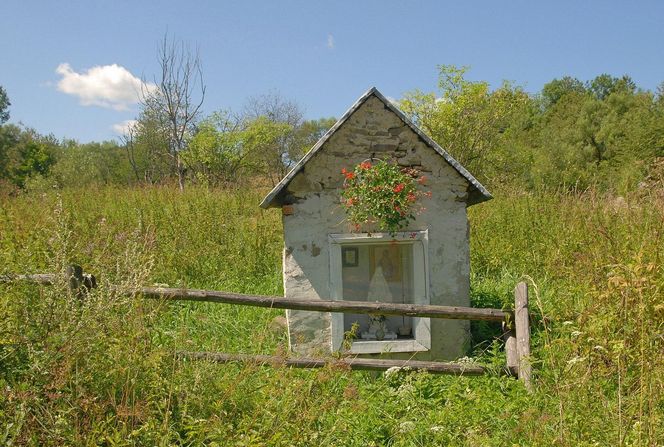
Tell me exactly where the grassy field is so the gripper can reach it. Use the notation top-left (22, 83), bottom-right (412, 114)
top-left (1, 185), bottom-right (662, 446)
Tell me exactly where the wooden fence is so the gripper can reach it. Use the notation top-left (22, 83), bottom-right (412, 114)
top-left (1, 265), bottom-right (532, 389)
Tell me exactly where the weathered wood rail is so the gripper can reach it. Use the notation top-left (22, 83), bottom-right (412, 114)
top-left (138, 286), bottom-right (511, 321)
top-left (177, 351), bottom-right (487, 375)
top-left (2, 265), bottom-right (532, 387)
top-left (0, 273), bottom-right (57, 284)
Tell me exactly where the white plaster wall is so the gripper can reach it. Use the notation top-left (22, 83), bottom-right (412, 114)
top-left (283, 95), bottom-right (471, 361)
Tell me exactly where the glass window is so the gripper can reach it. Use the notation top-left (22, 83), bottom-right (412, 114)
top-left (341, 243), bottom-right (415, 340)
top-left (329, 231), bottom-right (430, 354)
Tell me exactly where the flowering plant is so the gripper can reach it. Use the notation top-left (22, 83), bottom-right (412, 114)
top-left (341, 159), bottom-right (430, 234)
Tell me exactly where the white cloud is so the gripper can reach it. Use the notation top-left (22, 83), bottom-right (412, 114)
top-left (56, 63), bottom-right (156, 111)
top-left (327, 34), bottom-right (335, 50)
top-left (112, 119), bottom-right (138, 136)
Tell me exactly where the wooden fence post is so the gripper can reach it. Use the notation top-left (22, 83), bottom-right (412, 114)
top-left (514, 281), bottom-right (532, 391)
top-left (503, 321), bottom-right (518, 376)
top-left (66, 264), bottom-right (84, 294)
top-left (66, 264), bottom-right (96, 297)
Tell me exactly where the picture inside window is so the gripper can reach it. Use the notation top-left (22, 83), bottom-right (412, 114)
top-left (341, 243), bottom-right (415, 340)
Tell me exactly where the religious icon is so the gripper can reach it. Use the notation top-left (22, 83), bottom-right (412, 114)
top-left (369, 245), bottom-right (402, 282)
top-left (361, 253), bottom-right (399, 340)
top-left (341, 246), bottom-right (359, 267)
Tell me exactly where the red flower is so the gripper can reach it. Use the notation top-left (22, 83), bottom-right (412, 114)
top-left (346, 197), bottom-right (356, 206)
top-left (359, 161), bottom-right (372, 170)
top-left (425, 191), bottom-right (432, 198)
top-left (393, 183), bottom-right (405, 193)
top-left (344, 171), bottom-right (355, 180)
top-left (417, 176), bottom-right (427, 185)
top-left (407, 192), bottom-right (416, 202)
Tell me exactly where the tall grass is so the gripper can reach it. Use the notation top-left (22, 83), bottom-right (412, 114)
top-left (0, 185), bottom-right (661, 445)
top-left (470, 187), bottom-right (663, 445)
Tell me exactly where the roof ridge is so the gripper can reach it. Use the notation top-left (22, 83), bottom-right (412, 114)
top-left (259, 87), bottom-right (491, 209)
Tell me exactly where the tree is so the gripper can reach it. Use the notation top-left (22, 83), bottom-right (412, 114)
top-left (541, 76), bottom-right (586, 109)
top-left (588, 74), bottom-right (636, 100)
top-left (242, 92), bottom-right (302, 180)
top-left (183, 111), bottom-right (245, 184)
top-left (140, 34), bottom-right (205, 191)
top-left (119, 121), bottom-right (141, 183)
top-left (48, 140), bottom-right (132, 188)
top-left (291, 117), bottom-right (337, 159)
top-left (238, 92), bottom-right (336, 183)
top-left (656, 81), bottom-right (664, 104)
top-left (120, 106), bottom-right (171, 185)
top-left (533, 79), bottom-right (663, 192)
top-left (400, 65), bottom-right (533, 184)
top-left (0, 123), bottom-right (18, 179)
top-left (243, 91), bottom-right (302, 128)
top-left (0, 86), bottom-right (10, 124)
top-left (183, 109), bottom-right (335, 186)
top-left (240, 116), bottom-right (294, 184)
top-left (0, 125), bottom-right (57, 188)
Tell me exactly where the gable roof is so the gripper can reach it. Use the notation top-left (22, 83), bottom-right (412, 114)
top-left (260, 87), bottom-right (492, 208)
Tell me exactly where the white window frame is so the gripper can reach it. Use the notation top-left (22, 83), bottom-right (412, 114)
top-left (328, 230), bottom-right (430, 354)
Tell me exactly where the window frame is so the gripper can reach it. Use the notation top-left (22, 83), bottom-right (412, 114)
top-left (328, 230), bottom-right (431, 354)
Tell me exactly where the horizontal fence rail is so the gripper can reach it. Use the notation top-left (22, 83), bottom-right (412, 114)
top-left (0, 273), bottom-right (57, 285)
top-left (2, 265), bottom-right (532, 387)
top-left (177, 351), bottom-right (486, 375)
top-left (139, 286), bottom-right (512, 322)
top-left (0, 273), bottom-right (511, 321)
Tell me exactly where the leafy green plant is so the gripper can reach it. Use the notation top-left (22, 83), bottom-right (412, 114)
top-left (340, 159), bottom-right (430, 234)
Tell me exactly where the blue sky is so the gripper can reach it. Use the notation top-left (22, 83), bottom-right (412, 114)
top-left (2, 0), bottom-right (663, 143)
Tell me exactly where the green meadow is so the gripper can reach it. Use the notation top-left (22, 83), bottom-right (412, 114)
top-left (1, 185), bottom-right (661, 446)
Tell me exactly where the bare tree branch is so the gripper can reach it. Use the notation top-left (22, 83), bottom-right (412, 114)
top-left (140, 33), bottom-right (206, 191)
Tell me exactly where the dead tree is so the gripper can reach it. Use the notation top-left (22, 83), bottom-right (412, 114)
top-left (141, 34), bottom-right (205, 191)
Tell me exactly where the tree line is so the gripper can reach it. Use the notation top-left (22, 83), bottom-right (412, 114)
top-left (400, 66), bottom-right (664, 193)
top-left (0, 87), bottom-right (334, 192)
top-left (1, 58), bottom-right (662, 195)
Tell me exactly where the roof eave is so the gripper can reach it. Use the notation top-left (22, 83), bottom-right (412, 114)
top-left (259, 87), bottom-right (379, 209)
top-left (260, 86), bottom-right (493, 208)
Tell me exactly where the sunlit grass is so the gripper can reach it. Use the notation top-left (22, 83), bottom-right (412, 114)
top-left (1, 185), bottom-right (661, 445)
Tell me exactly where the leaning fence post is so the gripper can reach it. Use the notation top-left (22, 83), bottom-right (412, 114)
top-left (66, 264), bottom-right (84, 294)
top-left (514, 281), bottom-right (532, 391)
top-left (66, 264), bottom-right (96, 297)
